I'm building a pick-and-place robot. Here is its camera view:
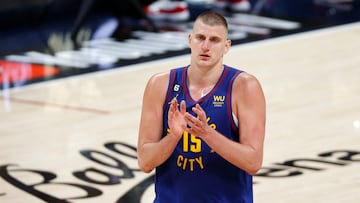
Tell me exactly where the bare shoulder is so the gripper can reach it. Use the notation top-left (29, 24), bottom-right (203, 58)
top-left (146, 71), bottom-right (170, 90)
top-left (143, 70), bottom-right (171, 103)
top-left (148, 71), bottom-right (170, 83)
top-left (233, 72), bottom-right (263, 93)
top-left (232, 71), bottom-right (266, 117)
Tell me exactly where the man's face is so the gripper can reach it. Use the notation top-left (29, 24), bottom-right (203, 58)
top-left (188, 20), bottom-right (231, 68)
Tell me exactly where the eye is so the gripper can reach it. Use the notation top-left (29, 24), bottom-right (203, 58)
top-left (210, 37), bottom-right (221, 43)
top-left (195, 35), bottom-right (205, 41)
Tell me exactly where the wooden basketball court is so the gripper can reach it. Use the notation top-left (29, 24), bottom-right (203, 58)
top-left (1, 21), bottom-right (360, 203)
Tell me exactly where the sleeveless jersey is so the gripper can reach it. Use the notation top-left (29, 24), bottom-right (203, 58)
top-left (154, 65), bottom-right (253, 203)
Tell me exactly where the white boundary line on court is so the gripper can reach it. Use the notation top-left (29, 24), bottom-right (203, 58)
top-left (232, 20), bottom-right (360, 50)
top-left (2, 21), bottom-right (360, 93)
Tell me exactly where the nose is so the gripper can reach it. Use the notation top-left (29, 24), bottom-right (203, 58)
top-left (201, 39), bottom-right (210, 51)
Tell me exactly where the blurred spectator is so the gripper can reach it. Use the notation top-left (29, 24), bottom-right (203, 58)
top-left (144, 0), bottom-right (252, 21)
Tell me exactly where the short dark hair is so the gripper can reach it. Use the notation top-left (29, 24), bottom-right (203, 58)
top-left (195, 11), bottom-right (228, 31)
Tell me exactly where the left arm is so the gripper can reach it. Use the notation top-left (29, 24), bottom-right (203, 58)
top-left (185, 73), bottom-right (266, 175)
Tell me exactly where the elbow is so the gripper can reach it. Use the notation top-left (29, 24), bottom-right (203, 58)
top-left (138, 159), bottom-right (154, 173)
top-left (246, 160), bottom-right (263, 176)
top-left (137, 145), bottom-right (157, 173)
top-left (247, 165), bottom-right (261, 176)
top-left (140, 166), bottom-right (154, 174)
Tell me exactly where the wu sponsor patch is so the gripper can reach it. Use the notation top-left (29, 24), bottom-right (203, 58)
top-left (213, 95), bottom-right (225, 107)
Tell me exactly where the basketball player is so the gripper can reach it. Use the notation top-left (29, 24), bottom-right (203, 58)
top-left (137, 11), bottom-right (266, 203)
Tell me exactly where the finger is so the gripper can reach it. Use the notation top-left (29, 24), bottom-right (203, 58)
top-left (180, 100), bottom-right (186, 114)
top-left (184, 113), bottom-right (196, 125)
top-left (169, 100), bottom-right (176, 113)
top-left (192, 104), bottom-right (206, 121)
top-left (185, 113), bottom-right (203, 129)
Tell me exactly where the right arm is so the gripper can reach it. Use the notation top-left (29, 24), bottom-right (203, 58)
top-left (137, 72), bottom-right (186, 173)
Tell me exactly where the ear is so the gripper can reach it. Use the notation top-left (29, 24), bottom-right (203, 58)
top-left (224, 39), bottom-right (231, 54)
top-left (188, 33), bottom-right (192, 48)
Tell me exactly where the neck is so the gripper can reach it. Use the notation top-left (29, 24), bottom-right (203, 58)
top-left (187, 64), bottom-right (223, 88)
top-left (186, 64), bottom-right (224, 100)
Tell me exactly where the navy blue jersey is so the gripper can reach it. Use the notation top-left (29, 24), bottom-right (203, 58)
top-left (154, 65), bottom-right (253, 203)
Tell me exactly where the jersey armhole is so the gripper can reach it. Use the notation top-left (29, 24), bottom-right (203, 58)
top-left (163, 69), bottom-right (176, 111)
top-left (227, 70), bottom-right (244, 132)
